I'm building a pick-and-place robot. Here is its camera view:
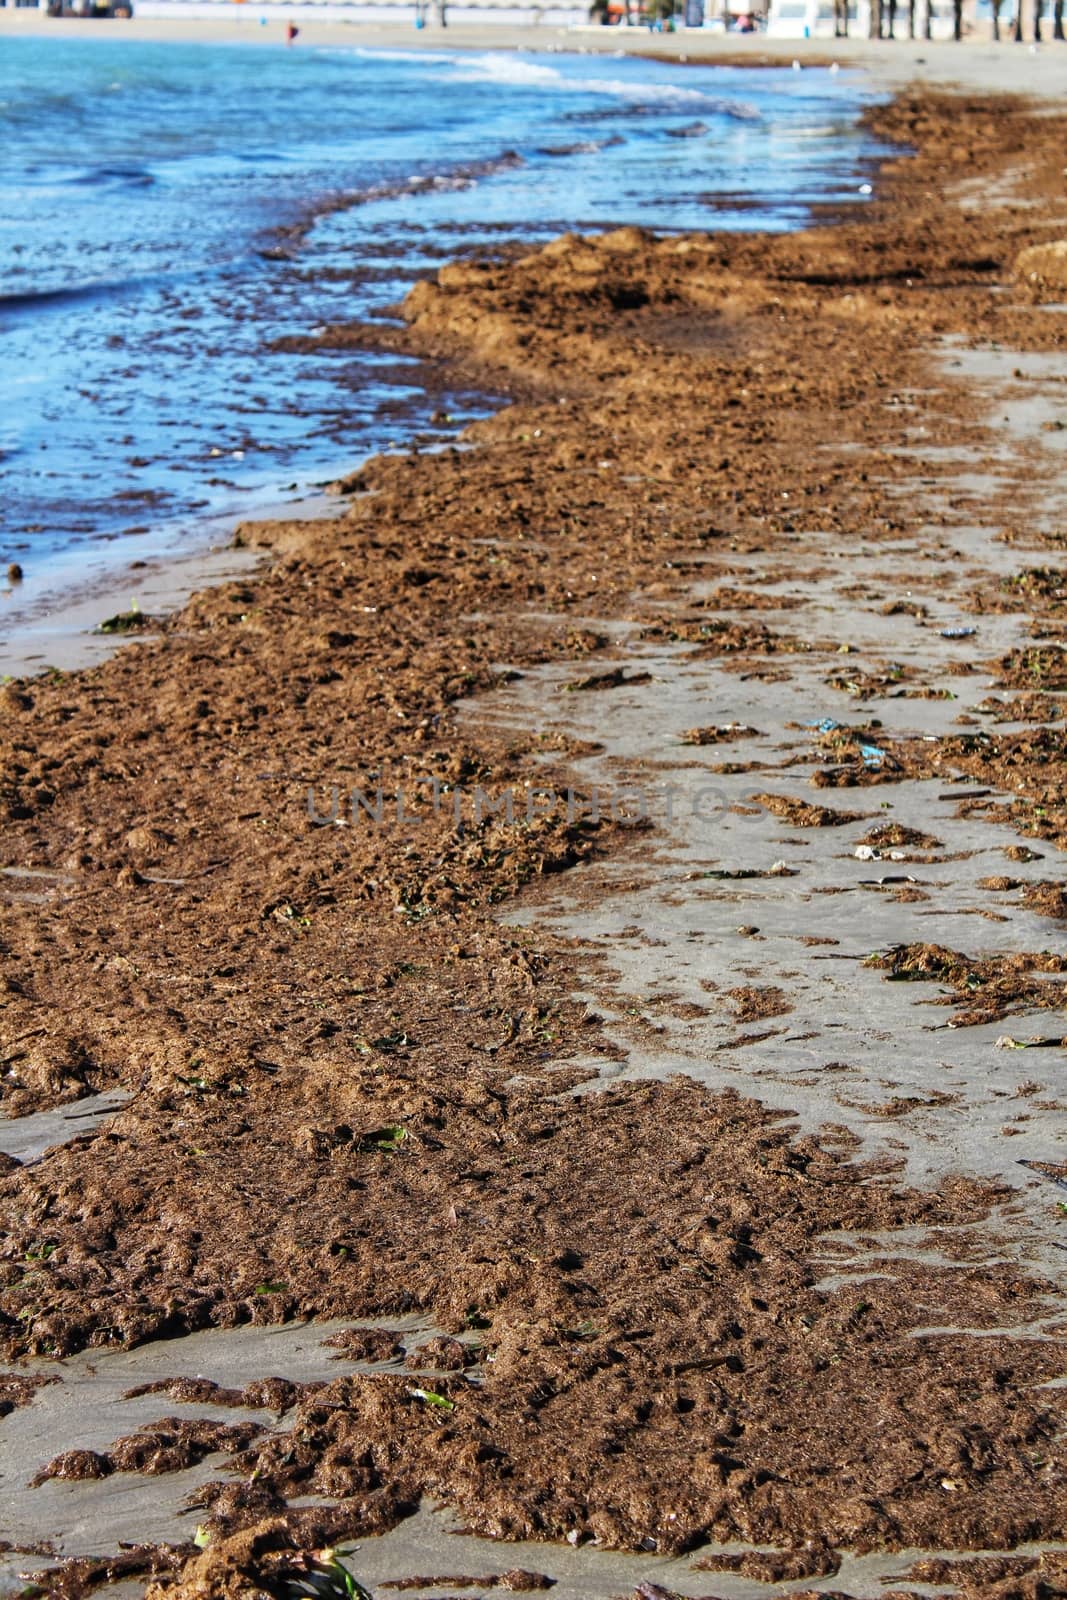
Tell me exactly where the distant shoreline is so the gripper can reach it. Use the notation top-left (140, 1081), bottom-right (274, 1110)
top-left (5, 6), bottom-right (1067, 93)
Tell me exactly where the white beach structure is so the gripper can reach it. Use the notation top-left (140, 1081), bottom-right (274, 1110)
top-left (1, 0), bottom-right (590, 16)
top-left (151, 0), bottom-right (588, 19)
top-left (0, 0), bottom-right (1043, 41)
top-left (765, 0), bottom-right (962, 31)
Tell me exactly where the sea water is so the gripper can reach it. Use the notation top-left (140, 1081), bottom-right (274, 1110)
top-left (0, 37), bottom-right (881, 598)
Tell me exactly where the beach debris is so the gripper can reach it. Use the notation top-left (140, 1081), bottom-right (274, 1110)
top-left (408, 1386), bottom-right (456, 1410)
top-left (96, 600), bottom-right (152, 635)
top-left (996, 1035), bottom-right (1065, 1050)
top-left (665, 121), bottom-right (709, 139)
top-left (405, 1335), bottom-right (476, 1372)
top-left (694, 1544), bottom-right (841, 1582)
top-left (6, 562), bottom-right (22, 583)
top-left (941, 625), bottom-right (977, 639)
top-left (323, 1327), bottom-right (407, 1362)
top-left (566, 667), bottom-right (652, 692)
top-left (690, 861), bottom-right (795, 879)
top-left (728, 984), bottom-right (792, 1021)
top-left (1016, 237), bottom-right (1067, 294)
top-left (752, 792), bottom-right (864, 826)
top-left (1017, 1158), bottom-right (1067, 1192)
top-left (854, 845), bottom-right (906, 861)
top-left (1020, 880), bottom-right (1067, 918)
top-left (680, 723), bottom-right (761, 744)
top-left (0, 684), bottom-right (34, 716)
top-left (861, 822), bottom-right (941, 850)
top-left (29, 1448), bottom-right (111, 1484)
top-left (381, 1575), bottom-right (553, 1593)
top-left (358, 1125), bottom-right (407, 1153)
top-left (804, 717), bottom-right (842, 733)
top-left (282, 1549), bottom-right (372, 1600)
top-left (805, 722), bottom-right (893, 771)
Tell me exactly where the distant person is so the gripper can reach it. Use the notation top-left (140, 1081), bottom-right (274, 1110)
top-left (286, 20), bottom-right (299, 43)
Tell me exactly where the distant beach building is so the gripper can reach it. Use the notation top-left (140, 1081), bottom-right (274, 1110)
top-left (74, 0), bottom-right (593, 20)
top-left (7, 0), bottom-right (1042, 32)
top-left (764, 0), bottom-right (1013, 30)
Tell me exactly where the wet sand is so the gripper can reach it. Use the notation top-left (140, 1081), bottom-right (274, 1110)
top-left (0, 492), bottom-right (341, 681)
top-left (0, 71), bottom-right (1066, 1600)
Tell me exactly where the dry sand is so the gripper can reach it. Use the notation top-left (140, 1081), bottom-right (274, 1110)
top-left (4, 4), bottom-right (1067, 94)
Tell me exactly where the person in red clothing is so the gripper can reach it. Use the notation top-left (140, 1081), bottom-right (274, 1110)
top-left (285, 20), bottom-right (300, 43)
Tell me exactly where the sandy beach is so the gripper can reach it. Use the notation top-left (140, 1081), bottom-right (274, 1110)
top-left (0, 28), bottom-right (1066, 1600)
top-left (5, 4), bottom-right (1067, 92)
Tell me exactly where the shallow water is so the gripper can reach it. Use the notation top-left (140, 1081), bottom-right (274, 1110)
top-left (1, 38), bottom-right (881, 598)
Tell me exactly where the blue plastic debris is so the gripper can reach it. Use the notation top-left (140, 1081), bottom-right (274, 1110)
top-left (804, 717), bottom-right (842, 733)
top-left (859, 743), bottom-right (886, 768)
top-left (941, 626), bottom-right (977, 639)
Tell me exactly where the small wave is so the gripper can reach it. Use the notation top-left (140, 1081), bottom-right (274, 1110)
top-left (453, 52), bottom-right (718, 105)
top-left (261, 149), bottom-right (526, 259)
top-left (21, 162), bottom-right (155, 190)
top-left (0, 281), bottom-right (135, 315)
top-left (707, 99), bottom-right (762, 122)
top-left (234, 150), bottom-right (290, 166)
top-left (77, 164), bottom-right (155, 188)
top-left (789, 122), bottom-right (853, 139)
top-left (365, 150), bottom-right (526, 202)
top-left (562, 95), bottom-right (760, 124)
top-left (455, 53), bottom-right (570, 87)
top-left (536, 136), bottom-right (622, 157)
top-left (325, 45), bottom-right (461, 65)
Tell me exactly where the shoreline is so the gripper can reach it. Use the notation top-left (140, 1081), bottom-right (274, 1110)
top-left (0, 490), bottom-right (341, 679)
top-left (0, 38), bottom-right (876, 680)
top-left (5, 7), bottom-right (1067, 90)
top-left (1, 68), bottom-right (1066, 1600)
top-left (3, 23), bottom-right (1066, 678)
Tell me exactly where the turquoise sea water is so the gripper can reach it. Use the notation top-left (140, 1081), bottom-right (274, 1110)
top-left (0, 38), bottom-right (880, 586)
